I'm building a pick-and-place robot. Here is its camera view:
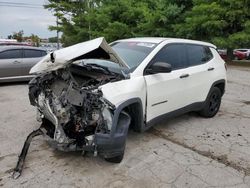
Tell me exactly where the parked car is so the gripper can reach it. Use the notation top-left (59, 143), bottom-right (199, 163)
top-left (0, 42), bottom-right (32, 46)
top-left (13, 37), bottom-right (227, 178)
top-left (217, 49), bottom-right (227, 60)
top-left (233, 49), bottom-right (250, 60)
top-left (0, 46), bottom-right (47, 82)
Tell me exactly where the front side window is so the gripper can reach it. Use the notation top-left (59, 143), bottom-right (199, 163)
top-left (0, 49), bottom-right (22, 59)
top-left (151, 44), bottom-right (187, 70)
top-left (186, 45), bottom-right (213, 66)
top-left (24, 49), bottom-right (46, 58)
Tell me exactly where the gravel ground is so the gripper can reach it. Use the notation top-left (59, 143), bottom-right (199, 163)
top-left (0, 65), bottom-right (250, 188)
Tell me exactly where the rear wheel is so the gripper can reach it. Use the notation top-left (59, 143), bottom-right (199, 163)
top-left (199, 87), bottom-right (221, 118)
top-left (105, 152), bottom-right (124, 163)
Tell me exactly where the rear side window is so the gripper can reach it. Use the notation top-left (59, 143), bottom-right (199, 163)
top-left (151, 44), bottom-right (187, 70)
top-left (186, 45), bottom-right (213, 66)
top-left (24, 49), bottom-right (46, 58)
top-left (0, 50), bottom-right (22, 59)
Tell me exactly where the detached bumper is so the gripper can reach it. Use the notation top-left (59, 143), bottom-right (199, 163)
top-left (95, 111), bottom-right (131, 158)
top-left (42, 111), bottom-right (130, 157)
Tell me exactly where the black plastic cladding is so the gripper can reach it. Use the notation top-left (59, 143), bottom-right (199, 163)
top-left (94, 98), bottom-right (143, 157)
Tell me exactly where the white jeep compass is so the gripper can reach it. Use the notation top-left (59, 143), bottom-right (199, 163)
top-left (13, 37), bottom-right (226, 178)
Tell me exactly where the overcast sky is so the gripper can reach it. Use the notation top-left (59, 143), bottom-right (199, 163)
top-left (0, 0), bottom-right (57, 39)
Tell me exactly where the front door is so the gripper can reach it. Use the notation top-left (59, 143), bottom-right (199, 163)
top-left (144, 43), bottom-right (190, 122)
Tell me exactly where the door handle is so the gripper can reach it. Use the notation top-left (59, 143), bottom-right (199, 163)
top-left (179, 74), bottom-right (189, 78)
top-left (208, 67), bottom-right (214, 71)
top-left (12, 60), bottom-right (20, 64)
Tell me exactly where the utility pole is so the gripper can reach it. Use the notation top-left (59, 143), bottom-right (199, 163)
top-left (88, 0), bottom-right (91, 40)
top-left (56, 16), bottom-right (59, 49)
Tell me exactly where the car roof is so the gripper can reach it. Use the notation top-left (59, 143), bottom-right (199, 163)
top-left (116, 37), bottom-right (216, 48)
top-left (234, 49), bottom-right (250, 51)
top-left (0, 45), bottom-right (45, 52)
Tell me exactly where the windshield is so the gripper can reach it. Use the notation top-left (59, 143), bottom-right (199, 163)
top-left (111, 41), bottom-right (157, 70)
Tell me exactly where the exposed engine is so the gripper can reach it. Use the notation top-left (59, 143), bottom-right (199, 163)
top-left (29, 65), bottom-right (119, 150)
top-left (12, 38), bottom-right (131, 179)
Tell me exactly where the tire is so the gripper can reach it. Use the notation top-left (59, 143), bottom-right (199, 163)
top-left (105, 152), bottom-right (124, 163)
top-left (199, 87), bottom-right (222, 118)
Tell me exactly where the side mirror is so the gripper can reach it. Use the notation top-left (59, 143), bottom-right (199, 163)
top-left (145, 62), bottom-right (172, 74)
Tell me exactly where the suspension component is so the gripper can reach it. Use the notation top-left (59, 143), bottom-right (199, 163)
top-left (12, 128), bottom-right (44, 179)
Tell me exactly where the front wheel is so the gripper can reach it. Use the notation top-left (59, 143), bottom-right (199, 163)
top-left (199, 87), bottom-right (222, 118)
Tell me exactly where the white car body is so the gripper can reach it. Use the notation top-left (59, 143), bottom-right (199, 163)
top-left (20, 37), bottom-right (226, 169)
top-left (102, 38), bottom-right (226, 123)
top-left (32, 37), bottom-right (226, 124)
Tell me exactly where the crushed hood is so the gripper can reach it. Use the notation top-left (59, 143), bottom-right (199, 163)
top-left (30, 37), bottom-right (128, 74)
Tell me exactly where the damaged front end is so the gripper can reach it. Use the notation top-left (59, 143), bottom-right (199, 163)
top-left (30, 69), bottom-right (115, 152)
top-left (13, 38), bottom-right (131, 179)
top-left (13, 67), bottom-right (130, 178)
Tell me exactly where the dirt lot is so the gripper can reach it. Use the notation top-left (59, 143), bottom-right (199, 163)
top-left (0, 66), bottom-right (250, 188)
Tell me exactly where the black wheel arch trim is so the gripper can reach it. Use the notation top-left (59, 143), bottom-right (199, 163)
top-left (110, 97), bottom-right (144, 134)
top-left (94, 97), bottom-right (144, 157)
top-left (207, 79), bottom-right (226, 98)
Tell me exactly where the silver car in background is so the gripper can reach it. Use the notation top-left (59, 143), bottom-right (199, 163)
top-left (0, 46), bottom-right (47, 82)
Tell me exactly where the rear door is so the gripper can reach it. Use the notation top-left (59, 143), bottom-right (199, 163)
top-left (21, 49), bottom-right (46, 75)
top-left (0, 49), bottom-right (23, 78)
top-left (184, 44), bottom-right (215, 103)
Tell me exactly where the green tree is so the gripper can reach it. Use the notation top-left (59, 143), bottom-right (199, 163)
top-left (174, 0), bottom-right (250, 49)
top-left (30, 34), bottom-right (40, 47)
top-left (45, 0), bottom-right (250, 50)
top-left (45, 0), bottom-right (101, 46)
top-left (48, 37), bottom-right (58, 43)
top-left (88, 0), bottom-right (186, 41)
top-left (45, 0), bottom-right (185, 45)
top-left (13, 30), bottom-right (24, 42)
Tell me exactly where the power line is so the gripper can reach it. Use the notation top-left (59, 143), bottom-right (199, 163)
top-left (0, 1), bottom-right (44, 9)
top-left (0, 1), bottom-right (43, 6)
top-left (0, 4), bottom-right (43, 9)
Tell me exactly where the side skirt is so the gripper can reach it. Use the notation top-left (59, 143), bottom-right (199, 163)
top-left (143, 101), bottom-right (205, 131)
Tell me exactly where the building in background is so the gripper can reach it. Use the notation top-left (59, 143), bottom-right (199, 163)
top-left (0, 38), bottom-right (62, 52)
